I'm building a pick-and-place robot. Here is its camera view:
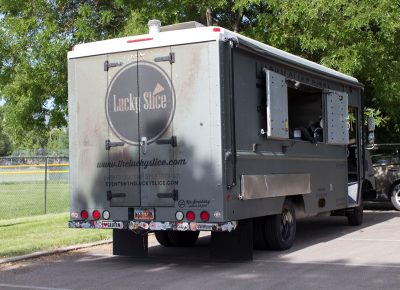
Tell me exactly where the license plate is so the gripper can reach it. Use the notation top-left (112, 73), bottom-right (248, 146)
top-left (134, 208), bottom-right (155, 220)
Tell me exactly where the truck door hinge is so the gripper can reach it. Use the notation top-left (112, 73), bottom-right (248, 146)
top-left (154, 52), bottom-right (175, 64)
top-left (155, 135), bottom-right (177, 147)
top-left (104, 61), bottom-right (123, 71)
top-left (157, 189), bottom-right (178, 201)
top-left (105, 139), bottom-right (124, 150)
top-left (107, 191), bottom-right (126, 201)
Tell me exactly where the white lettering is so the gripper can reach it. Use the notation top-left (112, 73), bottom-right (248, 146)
top-left (113, 93), bottom-right (139, 113)
top-left (143, 91), bottom-right (151, 110)
top-left (112, 92), bottom-right (168, 113)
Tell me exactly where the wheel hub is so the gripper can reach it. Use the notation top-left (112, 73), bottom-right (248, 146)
top-left (281, 209), bottom-right (294, 241)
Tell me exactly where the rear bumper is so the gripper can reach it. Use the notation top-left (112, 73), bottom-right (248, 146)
top-left (69, 220), bottom-right (238, 232)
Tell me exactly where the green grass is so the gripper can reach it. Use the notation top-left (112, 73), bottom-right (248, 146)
top-left (0, 213), bottom-right (112, 258)
top-left (0, 182), bottom-right (69, 219)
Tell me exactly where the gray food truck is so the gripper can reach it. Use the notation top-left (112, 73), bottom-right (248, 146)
top-left (68, 20), bottom-right (372, 260)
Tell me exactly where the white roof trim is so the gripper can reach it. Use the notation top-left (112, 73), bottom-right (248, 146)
top-left (68, 25), bottom-right (359, 85)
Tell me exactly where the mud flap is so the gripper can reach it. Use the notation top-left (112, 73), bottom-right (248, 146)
top-left (210, 219), bottom-right (253, 261)
top-left (113, 229), bottom-right (148, 257)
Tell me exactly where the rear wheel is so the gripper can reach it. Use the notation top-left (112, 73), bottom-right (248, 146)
top-left (166, 231), bottom-right (199, 247)
top-left (390, 183), bottom-right (400, 211)
top-left (264, 199), bottom-right (296, 251)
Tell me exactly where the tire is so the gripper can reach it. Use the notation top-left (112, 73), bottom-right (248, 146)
top-left (154, 231), bottom-right (173, 247)
top-left (390, 183), bottom-right (400, 211)
top-left (253, 217), bottom-right (269, 250)
top-left (166, 231), bottom-right (200, 247)
top-left (264, 199), bottom-right (296, 251)
top-left (347, 203), bottom-right (363, 226)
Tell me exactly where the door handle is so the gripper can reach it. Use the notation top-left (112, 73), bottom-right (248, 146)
top-left (156, 135), bottom-right (177, 147)
top-left (141, 137), bottom-right (148, 155)
top-left (107, 191), bottom-right (126, 201)
top-left (157, 190), bottom-right (178, 201)
top-left (105, 140), bottom-right (124, 150)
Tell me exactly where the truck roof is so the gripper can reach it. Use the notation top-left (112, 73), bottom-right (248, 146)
top-left (68, 25), bottom-right (361, 87)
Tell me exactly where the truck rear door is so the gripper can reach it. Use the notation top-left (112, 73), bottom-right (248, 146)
top-left (105, 47), bottom-right (176, 207)
top-left (137, 47), bottom-right (176, 207)
top-left (105, 51), bottom-right (141, 207)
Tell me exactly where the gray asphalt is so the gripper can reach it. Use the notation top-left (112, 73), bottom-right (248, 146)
top-left (1, 204), bottom-right (400, 290)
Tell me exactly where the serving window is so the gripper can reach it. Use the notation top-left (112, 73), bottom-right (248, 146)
top-left (265, 69), bottom-right (349, 145)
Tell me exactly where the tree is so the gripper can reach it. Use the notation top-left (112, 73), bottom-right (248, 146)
top-left (0, 0), bottom-right (399, 146)
top-left (249, 0), bottom-right (400, 142)
top-left (0, 0), bottom-right (133, 147)
top-left (0, 106), bottom-right (12, 156)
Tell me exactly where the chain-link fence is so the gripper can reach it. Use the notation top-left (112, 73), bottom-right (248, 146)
top-left (0, 156), bottom-right (69, 220)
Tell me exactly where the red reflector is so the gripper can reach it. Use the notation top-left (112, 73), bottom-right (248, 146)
top-left (127, 37), bottom-right (153, 43)
top-left (213, 27), bottom-right (221, 32)
top-left (200, 211), bottom-right (210, 222)
top-left (186, 211), bottom-right (195, 221)
top-left (80, 210), bottom-right (88, 220)
top-left (92, 210), bottom-right (101, 220)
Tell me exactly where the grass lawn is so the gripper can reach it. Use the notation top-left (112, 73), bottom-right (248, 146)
top-left (0, 182), bottom-right (69, 219)
top-left (0, 213), bottom-right (112, 258)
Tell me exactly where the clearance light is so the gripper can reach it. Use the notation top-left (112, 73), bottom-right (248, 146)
top-left (213, 27), bottom-right (221, 32)
top-left (175, 211), bottom-right (184, 221)
top-left (186, 211), bottom-right (195, 221)
top-left (200, 211), bottom-right (210, 222)
top-left (102, 210), bottom-right (110, 220)
top-left (92, 210), bottom-right (101, 220)
top-left (80, 210), bottom-right (88, 220)
top-left (127, 37), bottom-right (153, 43)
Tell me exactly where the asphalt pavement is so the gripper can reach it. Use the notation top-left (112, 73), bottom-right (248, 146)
top-left (1, 205), bottom-right (400, 290)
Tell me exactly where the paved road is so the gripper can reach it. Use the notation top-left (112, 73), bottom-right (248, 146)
top-left (1, 206), bottom-right (400, 290)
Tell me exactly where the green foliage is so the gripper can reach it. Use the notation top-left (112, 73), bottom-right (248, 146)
top-left (0, 213), bottom-right (111, 258)
top-left (252, 0), bottom-right (400, 140)
top-left (46, 127), bottom-right (68, 151)
top-left (0, 106), bottom-right (12, 156)
top-left (0, 0), bottom-right (399, 145)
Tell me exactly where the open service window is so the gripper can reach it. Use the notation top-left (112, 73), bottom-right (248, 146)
top-left (287, 80), bottom-right (324, 143)
top-left (265, 69), bottom-right (349, 145)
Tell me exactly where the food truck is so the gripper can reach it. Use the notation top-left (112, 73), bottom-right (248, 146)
top-left (68, 20), bottom-right (370, 260)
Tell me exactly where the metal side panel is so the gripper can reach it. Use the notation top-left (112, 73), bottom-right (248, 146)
top-left (326, 90), bottom-right (349, 145)
top-left (266, 70), bottom-right (289, 139)
top-left (169, 41), bottom-right (223, 215)
top-left (69, 55), bottom-right (110, 211)
top-left (240, 174), bottom-right (311, 200)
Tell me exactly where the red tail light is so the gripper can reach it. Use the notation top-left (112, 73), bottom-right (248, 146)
top-left (200, 211), bottom-right (210, 222)
top-left (80, 210), bottom-right (88, 220)
top-left (92, 210), bottom-right (101, 220)
top-left (186, 211), bottom-right (195, 221)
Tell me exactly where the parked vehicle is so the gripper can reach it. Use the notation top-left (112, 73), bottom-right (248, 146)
top-left (68, 20), bottom-right (372, 260)
top-left (365, 144), bottom-right (400, 210)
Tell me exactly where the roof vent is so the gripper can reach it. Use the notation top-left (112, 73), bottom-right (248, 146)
top-left (160, 21), bottom-right (204, 32)
top-left (148, 19), bottom-right (161, 34)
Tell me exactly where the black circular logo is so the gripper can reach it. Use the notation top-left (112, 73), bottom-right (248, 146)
top-left (105, 61), bottom-right (175, 145)
top-left (178, 200), bottom-right (186, 208)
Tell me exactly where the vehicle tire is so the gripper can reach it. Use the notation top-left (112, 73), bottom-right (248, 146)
top-left (253, 217), bottom-right (269, 250)
top-left (347, 203), bottom-right (363, 226)
top-left (390, 183), bottom-right (400, 211)
top-left (154, 231), bottom-right (173, 247)
top-left (264, 199), bottom-right (296, 251)
top-left (167, 231), bottom-right (200, 247)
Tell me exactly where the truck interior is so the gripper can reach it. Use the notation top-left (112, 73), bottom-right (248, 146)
top-left (287, 81), bottom-right (323, 142)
